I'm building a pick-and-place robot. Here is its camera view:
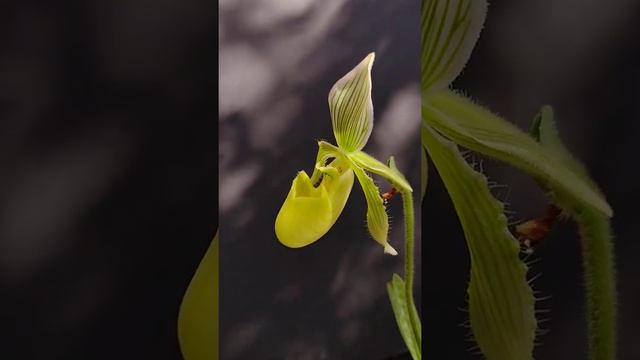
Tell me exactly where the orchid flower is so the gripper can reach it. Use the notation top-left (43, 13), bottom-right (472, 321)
top-left (275, 53), bottom-right (412, 255)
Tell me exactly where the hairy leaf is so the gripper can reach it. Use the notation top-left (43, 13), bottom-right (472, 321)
top-left (387, 274), bottom-right (422, 360)
top-left (423, 90), bottom-right (613, 216)
top-left (423, 125), bottom-right (537, 360)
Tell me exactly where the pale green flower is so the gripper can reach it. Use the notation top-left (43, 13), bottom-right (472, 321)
top-left (275, 53), bottom-right (412, 255)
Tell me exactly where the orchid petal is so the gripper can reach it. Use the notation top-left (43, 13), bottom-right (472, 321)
top-left (422, 0), bottom-right (487, 95)
top-left (329, 53), bottom-right (375, 152)
top-left (352, 165), bottom-right (397, 255)
top-left (349, 151), bottom-right (413, 193)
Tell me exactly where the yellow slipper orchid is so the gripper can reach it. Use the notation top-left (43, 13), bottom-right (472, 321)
top-left (275, 52), bottom-right (413, 254)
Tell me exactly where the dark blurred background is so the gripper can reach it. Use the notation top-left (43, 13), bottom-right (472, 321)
top-left (219, 0), bottom-right (421, 359)
top-left (424, 1), bottom-right (640, 360)
top-left (0, 1), bottom-right (217, 359)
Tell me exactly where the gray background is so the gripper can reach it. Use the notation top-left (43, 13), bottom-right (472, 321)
top-left (219, 0), bottom-right (422, 359)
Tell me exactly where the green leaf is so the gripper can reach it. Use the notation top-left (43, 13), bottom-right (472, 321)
top-left (387, 274), bottom-right (422, 360)
top-left (178, 232), bottom-right (218, 360)
top-left (423, 90), bottom-right (613, 217)
top-left (329, 53), bottom-right (375, 152)
top-left (349, 151), bottom-right (413, 193)
top-left (422, 0), bottom-right (487, 95)
top-left (423, 125), bottom-right (537, 360)
top-left (351, 165), bottom-right (396, 255)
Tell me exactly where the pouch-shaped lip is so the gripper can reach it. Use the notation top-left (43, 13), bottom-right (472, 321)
top-left (275, 168), bottom-right (355, 249)
top-left (275, 171), bottom-right (333, 248)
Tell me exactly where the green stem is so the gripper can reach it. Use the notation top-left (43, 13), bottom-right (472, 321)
top-left (401, 189), bottom-right (421, 347)
top-left (577, 208), bottom-right (617, 360)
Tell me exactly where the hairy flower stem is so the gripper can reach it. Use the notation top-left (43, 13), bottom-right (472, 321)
top-left (577, 208), bottom-right (617, 360)
top-left (401, 189), bottom-right (421, 346)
